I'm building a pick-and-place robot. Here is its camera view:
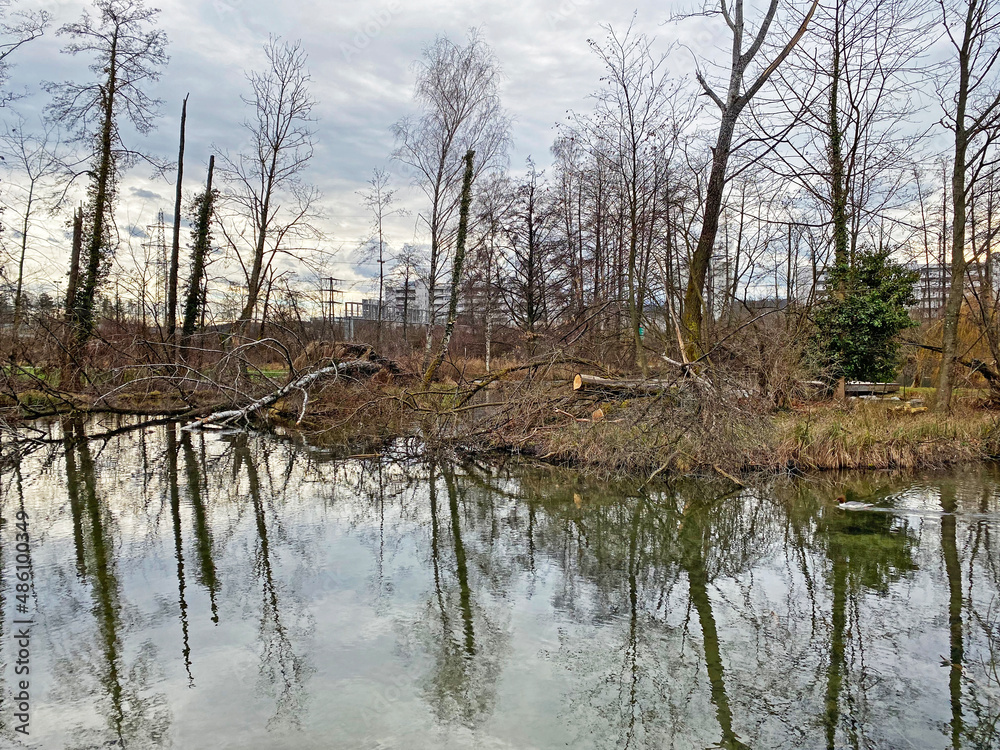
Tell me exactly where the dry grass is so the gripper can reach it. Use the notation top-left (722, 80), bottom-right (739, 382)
top-left (463, 376), bottom-right (1000, 479)
top-left (770, 400), bottom-right (1000, 471)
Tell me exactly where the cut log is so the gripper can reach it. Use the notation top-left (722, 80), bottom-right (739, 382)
top-left (573, 373), bottom-right (674, 394)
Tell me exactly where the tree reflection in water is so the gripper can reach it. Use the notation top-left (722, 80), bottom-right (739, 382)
top-left (537, 482), bottom-right (774, 749)
top-left (410, 464), bottom-right (510, 730)
top-left (180, 432), bottom-right (220, 623)
top-left (7, 426), bottom-right (1000, 748)
top-left (231, 433), bottom-right (313, 731)
top-left (165, 425), bottom-right (194, 686)
top-left (814, 485), bottom-right (917, 749)
top-left (54, 418), bottom-right (171, 748)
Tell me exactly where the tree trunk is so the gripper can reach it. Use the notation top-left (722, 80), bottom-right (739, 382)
top-left (681, 0), bottom-right (818, 357)
top-left (423, 150), bottom-right (475, 386)
top-left (683, 113), bottom-right (737, 354)
top-left (573, 373), bottom-right (675, 394)
top-left (167, 94), bottom-right (188, 350)
top-left (11, 182), bottom-right (35, 339)
top-left (65, 207), bottom-right (84, 321)
top-left (422, 172), bottom-right (446, 371)
top-left (938, 151), bottom-right (968, 411)
top-left (402, 267), bottom-right (410, 342)
top-left (60, 208), bottom-right (85, 388)
top-left (377, 232), bottom-right (384, 350)
top-left (182, 156), bottom-right (215, 345)
top-left (236, 152), bottom-right (279, 339)
top-left (628, 182), bottom-right (646, 375)
top-left (937, 6), bottom-right (974, 412)
top-left (484, 241), bottom-right (494, 373)
top-left (74, 28), bottom-right (120, 350)
top-left (828, 0), bottom-right (849, 270)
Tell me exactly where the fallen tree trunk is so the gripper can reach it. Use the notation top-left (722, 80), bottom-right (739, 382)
top-left (184, 359), bottom-right (384, 430)
top-left (456, 356), bottom-right (612, 408)
top-left (903, 341), bottom-right (1000, 400)
top-left (573, 374), bottom-right (676, 395)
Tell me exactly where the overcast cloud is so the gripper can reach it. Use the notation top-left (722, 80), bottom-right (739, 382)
top-left (4, 0), bottom-right (754, 296)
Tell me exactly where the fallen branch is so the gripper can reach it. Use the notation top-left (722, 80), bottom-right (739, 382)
top-left (184, 359), bottom-right (384, 430)
top-left (713, 464), bottom-right (746, 487)
top-left (902, 341), bottom-right (1000, 388)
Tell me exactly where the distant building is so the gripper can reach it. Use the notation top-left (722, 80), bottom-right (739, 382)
top-left (908, 257), bottom-right (998, 319)
top-left (909, 262), bottom-right (951, 318)
top-left (347, 278), bottom-right (466, 325)
top-left (738, 298), bottom-right (790, 313)
top-left (383, 280), bottom-right (424, 324)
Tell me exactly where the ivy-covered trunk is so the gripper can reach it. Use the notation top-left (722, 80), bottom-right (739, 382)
top-left (423, 150), bottom-right (475, 386)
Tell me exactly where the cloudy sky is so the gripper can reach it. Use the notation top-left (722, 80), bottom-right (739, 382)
top-left (4, 0), bottom-right (751, 297)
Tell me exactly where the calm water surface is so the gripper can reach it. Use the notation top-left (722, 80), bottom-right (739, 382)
top-left (2, 419), bottom-right (1000, 749)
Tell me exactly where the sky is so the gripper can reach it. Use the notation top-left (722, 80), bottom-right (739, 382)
top-left (2, 0), bottom-right (742, 301)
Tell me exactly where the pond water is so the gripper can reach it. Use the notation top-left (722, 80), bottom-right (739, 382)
top-left (1, 419), bottom-right (1000, 749)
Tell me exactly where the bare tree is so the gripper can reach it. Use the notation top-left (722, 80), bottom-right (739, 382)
top-left (495, 158), bottom-right (559, 349)
top-left (550, 135), bottom-right (589, 326)
top-left (217, 36), bottom-right (320, 340)
top-left (680, 0), bottom-right (819, 354)
top-left (166, 93), bottom-right (188, 347)
top-left (773, 0), bottom-right (931, 272)
top-left (935, 0), bottom-right (1000, 411)
top-left (359, 167), bottom-right (406, 348)
top-left (393, 28), bottom-right (511, 369)
top-left (579, 23), bottom-right (694, 372)
top-left (0, 0), bottom-right (49, 106)
top-left (0, 115), bottom-right (62, 337)
top-left (45, 0), bottom-right (168, 365)
top-left (469, 173), bottom-right (512, 372)
top-left (388, 243), bottom-right (425, 342)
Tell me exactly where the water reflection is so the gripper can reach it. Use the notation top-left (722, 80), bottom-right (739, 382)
top-left (680, 493), bottom-right (750, 750)
top-left (814, 486), bottom-right (917, 749)
top-left (56, 417), bottom-right (171, 747)
top-left (181, 432), bottom-right (219, 624)
top-left (230, 433), bottom-right (313, 731)
top-left (2, 423), bottom-right (1000, 748)
top-left (415, 466), bottom-right (509, 730)
top-left (166, 426), bottom-right (194, 686)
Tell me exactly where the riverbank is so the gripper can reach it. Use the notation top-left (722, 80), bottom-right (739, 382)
top-left (3, 367), bottom-right (997, 481)
top-left (474, 393), bottom-right (999, 479)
